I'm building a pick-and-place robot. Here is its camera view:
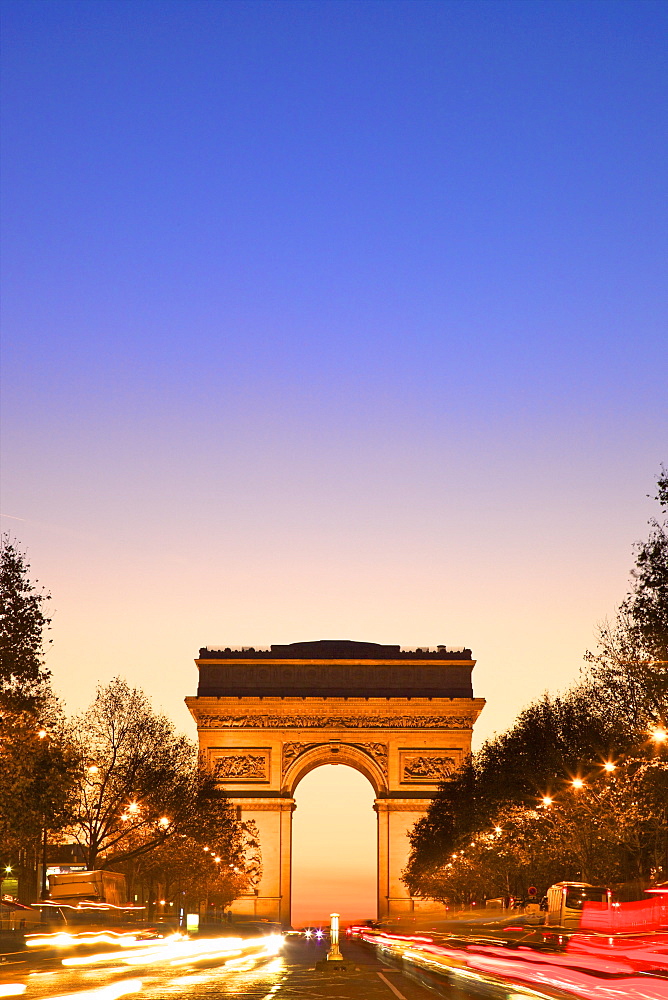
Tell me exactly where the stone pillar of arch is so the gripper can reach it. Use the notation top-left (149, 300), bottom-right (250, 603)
top-left (186, 640), bottom-right (485, 927)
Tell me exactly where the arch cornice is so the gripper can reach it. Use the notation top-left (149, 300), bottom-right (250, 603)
top-left (282, 740), bottom-right (389, 796)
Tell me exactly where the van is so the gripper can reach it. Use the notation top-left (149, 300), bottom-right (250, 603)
top-left (48, 870), bottom-right (126, 906)
top-left (545, 881), bottom-right (611, 929)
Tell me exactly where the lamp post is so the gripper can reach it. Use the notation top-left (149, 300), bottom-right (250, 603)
top-left (327, 912), bottom-right (343, 962)
top-left (37, 728), bottom-right (50, 901)
top-left (40, 821), bottom-right (48, 900)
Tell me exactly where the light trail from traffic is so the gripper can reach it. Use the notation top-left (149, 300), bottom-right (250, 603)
top-left (362, 926), bottom-right (668, 1000)
top-left (26, 934), bottom-right (148, 952)
top-left (1, 934), bottom-right (290, 1000)
top-left (59, 933), bottom-right (283, 970)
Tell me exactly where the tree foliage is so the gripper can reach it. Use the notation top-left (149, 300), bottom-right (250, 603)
top-left (403, 687), bottom-right (619, 899)
top-left (0, 709), bottom-right (78, 848)
top-left (585, 469), bottom-right (668, 737)
top-left (66, 676), bottom-right (259, 913)
top-left (124, 813), bottom-right (262, 915)
top-left (407, 753), bottom-right (668, 905)
top-left (0, 539), bottom-right (78, 899)
top-left (68, 677), bottom-right (218, 869)
top-left (627, 467), bottom-right (668, 662)
top-left (0, 536), bottom-right (52, 710)
top-left (404, 469), bottom-right (668, 903)
top-left (0, 543), bottom-right (257, 910)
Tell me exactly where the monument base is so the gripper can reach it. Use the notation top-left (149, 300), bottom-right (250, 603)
top-left (315, 959), bottom-right (358, 973)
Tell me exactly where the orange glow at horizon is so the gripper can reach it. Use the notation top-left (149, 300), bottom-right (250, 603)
top-left (291, 764), bottom-right (377, 928)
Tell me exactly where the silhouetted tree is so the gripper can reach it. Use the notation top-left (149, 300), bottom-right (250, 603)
top-left (405, 469), bottom-right (668, 902)
top-left (0, 539), bottom-right (79, 900)
top-left (69, 677), bottom-right (205, 868)
top-left (627, 468), bottom-right (668, 662)
top-left (125, 811), bottom-right (261, 919)
top-left (403, 687), bottom-right (617, 899)
top-left (67, 675), bottom-right (254, 909)
top-left (587, 468), bottom-right (668, 734)
top-left (0, 536), bottom-right (52, 711)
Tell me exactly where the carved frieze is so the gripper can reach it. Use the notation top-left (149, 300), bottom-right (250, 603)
top-left (357, 742), bottom-right (389, 772)
top-left (211, 748), bottom-right (270, 782)
top-left (399, 749), bottom-right (459, 783)
top-left (282, 742), bottom-right (310, 767)
top-left (281, 740), bottom-right (389, 777)
top-left (198, 714), bottom-right (475, 730)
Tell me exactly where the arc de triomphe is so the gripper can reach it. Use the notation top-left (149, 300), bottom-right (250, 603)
top-left (186, 640), bottom-right (484, 927)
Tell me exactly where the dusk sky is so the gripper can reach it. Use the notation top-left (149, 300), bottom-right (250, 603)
top-left (1, 0), bottom-right (666, 924)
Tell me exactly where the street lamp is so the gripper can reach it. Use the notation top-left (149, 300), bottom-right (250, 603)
top-left (650, 728), bottom-right (667, 744)
top-left (35, 728), bottom-right (51, 899)
top-left (571, 778), bottom-right (584, 789)
top-left (541, 795), bottom-right (553, 806)
top-left (603, 762), bottom-right (616, 772)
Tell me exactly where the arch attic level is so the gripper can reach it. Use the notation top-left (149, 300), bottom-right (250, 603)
top-left (185, 640), bottom-right (485, 927)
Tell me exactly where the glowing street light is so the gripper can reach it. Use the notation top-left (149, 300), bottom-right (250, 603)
top-left (87, 765), bottom-right (99, 775)
top-left (127, 802), bottom-right (139, 814)
top-left (650, 728), bottom-right (667, 744)
top-left (37, 729), bottom-right (47, 739)
top-left (158, 817), bottom-right (170, 828)
top-left (571, 778), bottom-right (584, 789)
top-left (494, 826), bottom-right (503, 834)
top-left (327, 913), bottom-right (343, 962)
top-left (541, 795), bottom-right (553, 806)
top-left (603, 762), bottom-right (616, 772)
top-left (4, 866), bottom-right (12, 874)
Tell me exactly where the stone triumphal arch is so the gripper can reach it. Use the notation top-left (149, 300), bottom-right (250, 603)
top-left (186, 640), bottom-right (484, 926)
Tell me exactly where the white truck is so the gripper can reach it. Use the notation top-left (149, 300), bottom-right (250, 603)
top-left (48, 870), bottom-right (127, 907)
top-left (545, 881), bottom-right (611, 929)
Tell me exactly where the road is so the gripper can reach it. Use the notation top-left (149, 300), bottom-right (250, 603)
top-left (8, 926), bottom-right (668, 1000)
top-left (1, 935), bottom-right (439, 1000)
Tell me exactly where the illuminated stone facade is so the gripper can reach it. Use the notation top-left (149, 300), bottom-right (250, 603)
top-left (186, 640), bottom-right (484, 926)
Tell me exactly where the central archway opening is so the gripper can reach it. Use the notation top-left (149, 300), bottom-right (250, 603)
top-left (291, 764), bottom-right (377, 928)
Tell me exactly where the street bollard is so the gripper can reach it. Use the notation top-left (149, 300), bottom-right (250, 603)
top-left (327, 912), bottom-right (343, 961)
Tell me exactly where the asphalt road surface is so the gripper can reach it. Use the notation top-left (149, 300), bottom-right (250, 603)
top-left (2, 936), bottom-right (441, 1000)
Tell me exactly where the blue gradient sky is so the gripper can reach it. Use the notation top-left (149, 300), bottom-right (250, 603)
top-left (1, 0), bottom-right (667, 918)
